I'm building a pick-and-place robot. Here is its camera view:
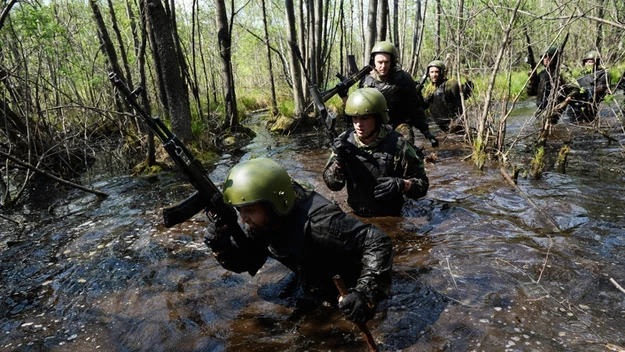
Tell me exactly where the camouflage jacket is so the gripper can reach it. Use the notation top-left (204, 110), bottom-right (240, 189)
top-left (359, 67), bottom-right (430, 134)
top-left (323, 124), bottom-right (428, 217)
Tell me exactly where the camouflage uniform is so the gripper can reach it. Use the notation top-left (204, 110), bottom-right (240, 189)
top-left (422, 78), bottom-right (472, 133)
top-left (570, 65), bottom-right (611, 122)
top-left (360, 66), bottom-right (431, 145)
top-left (527, 46), bottom-right (582, 123)
top-left (323, 124), bottom-right (428, 217)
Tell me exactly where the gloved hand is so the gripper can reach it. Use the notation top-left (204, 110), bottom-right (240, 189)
top-left (331, 137), bottom-right (352, 165)
top-left (336, 83), bottom-right (348, 98)
top-left (203, 219), bottom-right (233, 253)
top-left (338, 290), bottom-right (375, 323)
top-left (424, 131), bottom-right (439, 148)
top-left (373, 177), bottom-right (404, 201)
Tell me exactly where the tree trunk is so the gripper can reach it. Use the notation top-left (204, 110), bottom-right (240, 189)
top-left (377, 0), bottom-right (388, 41)
top-left (408, 0), bottom-right (424, 74)
top-left (285, 0), bottom-right (306, 119)
top-left (595, 0), bottom-right (604, 50)
top-left (136, 0), bottom-right (156, 165)
top-left (435, 0), bottom-right (441, 56)
top-left (90, 0), bottom-right (126, 113)
top-left (297, 0), bottom-right (307, 93)
top-left (365, 0), bottom-right (377, 60)
top-left (261, 0), bottom-right (278, 115)
top-left (392, 0), bottom-right (399, 47)
top-left (107, 0), bottom-right (133, 92)
top-left (145, 0), bottom-right (193, 140)
top-left (0, 0), bottom-right (18, 32)
top-left (215, 0), bottom-right (239, 129)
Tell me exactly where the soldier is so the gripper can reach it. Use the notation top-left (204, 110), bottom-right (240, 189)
top-left (421, 60), bottom-right (473, 133)
top-left (528, 45), bottom-right (582, 124)
top-left (323, 88), bottom-right (429, 217)
top-left (204, 157), bottom-right (393, 324)
top-left (569, 50), bottom-right (611, 122)
top-left (358, 41), bottom-right (439, 148)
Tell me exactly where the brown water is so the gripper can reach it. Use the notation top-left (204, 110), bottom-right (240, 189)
top-left (1, 101), bottom-right (625, 351)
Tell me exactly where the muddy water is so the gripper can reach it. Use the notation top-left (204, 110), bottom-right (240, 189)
top-left (1, 101), bottom-right (625, 351)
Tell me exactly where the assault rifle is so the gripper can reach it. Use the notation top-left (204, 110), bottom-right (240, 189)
top-left (320, 64), bottom-right (372, 103)
top-left (415, 69), bottom-right (428, 93)
top-left (108, 73), bottom-right (252, 250)
top-left (525, 30), bottom-right (538, 96)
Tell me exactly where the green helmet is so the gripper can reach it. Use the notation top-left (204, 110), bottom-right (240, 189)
top-left (370, 41), bottom-right (398, 66)
top-left (427, 60), bottom-right (446, 76)
top-left (543, 45), bottom-right (558, 57)
top-left (344, 88), bottom-right (389, 124)
top-left (582, 50), bottom-right (600, 64)
top-left (222, 158), bottom-right (295, 216)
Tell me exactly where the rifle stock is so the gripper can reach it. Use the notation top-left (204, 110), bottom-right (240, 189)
top-left (415, 71), bottom-right (428, 93)
top-left (108, 73), bottom-right (251, 251)
top-left (310, 84), bottom-right (338, 142)
top-left (347, 55), bottom-right (359, 75)
top-left (321, 65), bottom-right (373, 103)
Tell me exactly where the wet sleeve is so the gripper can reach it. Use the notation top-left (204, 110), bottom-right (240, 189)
top-left (311, 205), bottom-right (393, 303)
top-left (397, 140), bottom-right (429, 200)
top-left (596, 69), bottom-right (610, 93)
top-left (322, 155), bottom-right (346, 191)
top-left (211, 234), bottom-right (269, 276)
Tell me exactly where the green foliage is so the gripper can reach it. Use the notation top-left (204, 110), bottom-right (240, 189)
top-left (471, 135), bottom-right (487, 169)
top-left (468, 70), bottom-right (532, 102)
top-left (237, 88), bottom-right (270, 113)
top-left (277, 100), bottom-right (295, 117)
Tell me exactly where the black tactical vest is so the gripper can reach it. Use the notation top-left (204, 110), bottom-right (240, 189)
top-left (342, 131), bottom-right (403, 216)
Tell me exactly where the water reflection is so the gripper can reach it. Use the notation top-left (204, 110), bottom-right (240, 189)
top-left (1, 102), bottom-right (625, 351)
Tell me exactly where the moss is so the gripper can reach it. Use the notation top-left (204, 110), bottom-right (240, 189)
top-left (131, 160), bottom-right (164, 176)
top-left (529, 146), bottom-right (545, 179)
top-left (270, 114), bottom-right (296, 133)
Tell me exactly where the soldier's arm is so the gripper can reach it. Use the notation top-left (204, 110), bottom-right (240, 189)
top-left (396, 140), bottom-right (428, 200)
top-left (323, 156), bottom-right (346, 191)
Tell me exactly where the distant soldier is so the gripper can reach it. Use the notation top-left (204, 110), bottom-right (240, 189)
top-left (421, 60), bottom-right (473, 133)
top-left (358, 41), bottom-right (439, 148)
top-left (323, 88), bottom-right (429, 217)
top-left (527, 45), bottom-right (582, 124)
top-left (569, 50), bottom-right (611, 122)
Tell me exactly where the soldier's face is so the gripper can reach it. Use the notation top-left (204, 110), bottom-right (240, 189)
top-left (429, 67), bottom-right (442, 84)
top-left (238, 203), bottom-right (269, 229)
top-left (352, 114), bottom-right (378, 143)
top-left (374, 54), bottom-right (392, 77)
top-left (584, 59), bottom-right (595, 66)
top-left (543, 55), bottom-right (552, 66)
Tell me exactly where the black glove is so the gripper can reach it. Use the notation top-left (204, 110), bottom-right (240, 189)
top-left (373, 177), bottom-right (404, 201)
top-left (336, 83), bottom-right (348, 98)
top-left (338, 290), bottom-right (375, 323)
top-left (203, 219), bottom-right (233, 253)
top-left (424, 131), bottom-right (439, 148)
top-left (331, 137), bottom-right (352, 165)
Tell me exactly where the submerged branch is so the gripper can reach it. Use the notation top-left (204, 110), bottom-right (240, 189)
top-left (0, 150), bottom-right (109, 200)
